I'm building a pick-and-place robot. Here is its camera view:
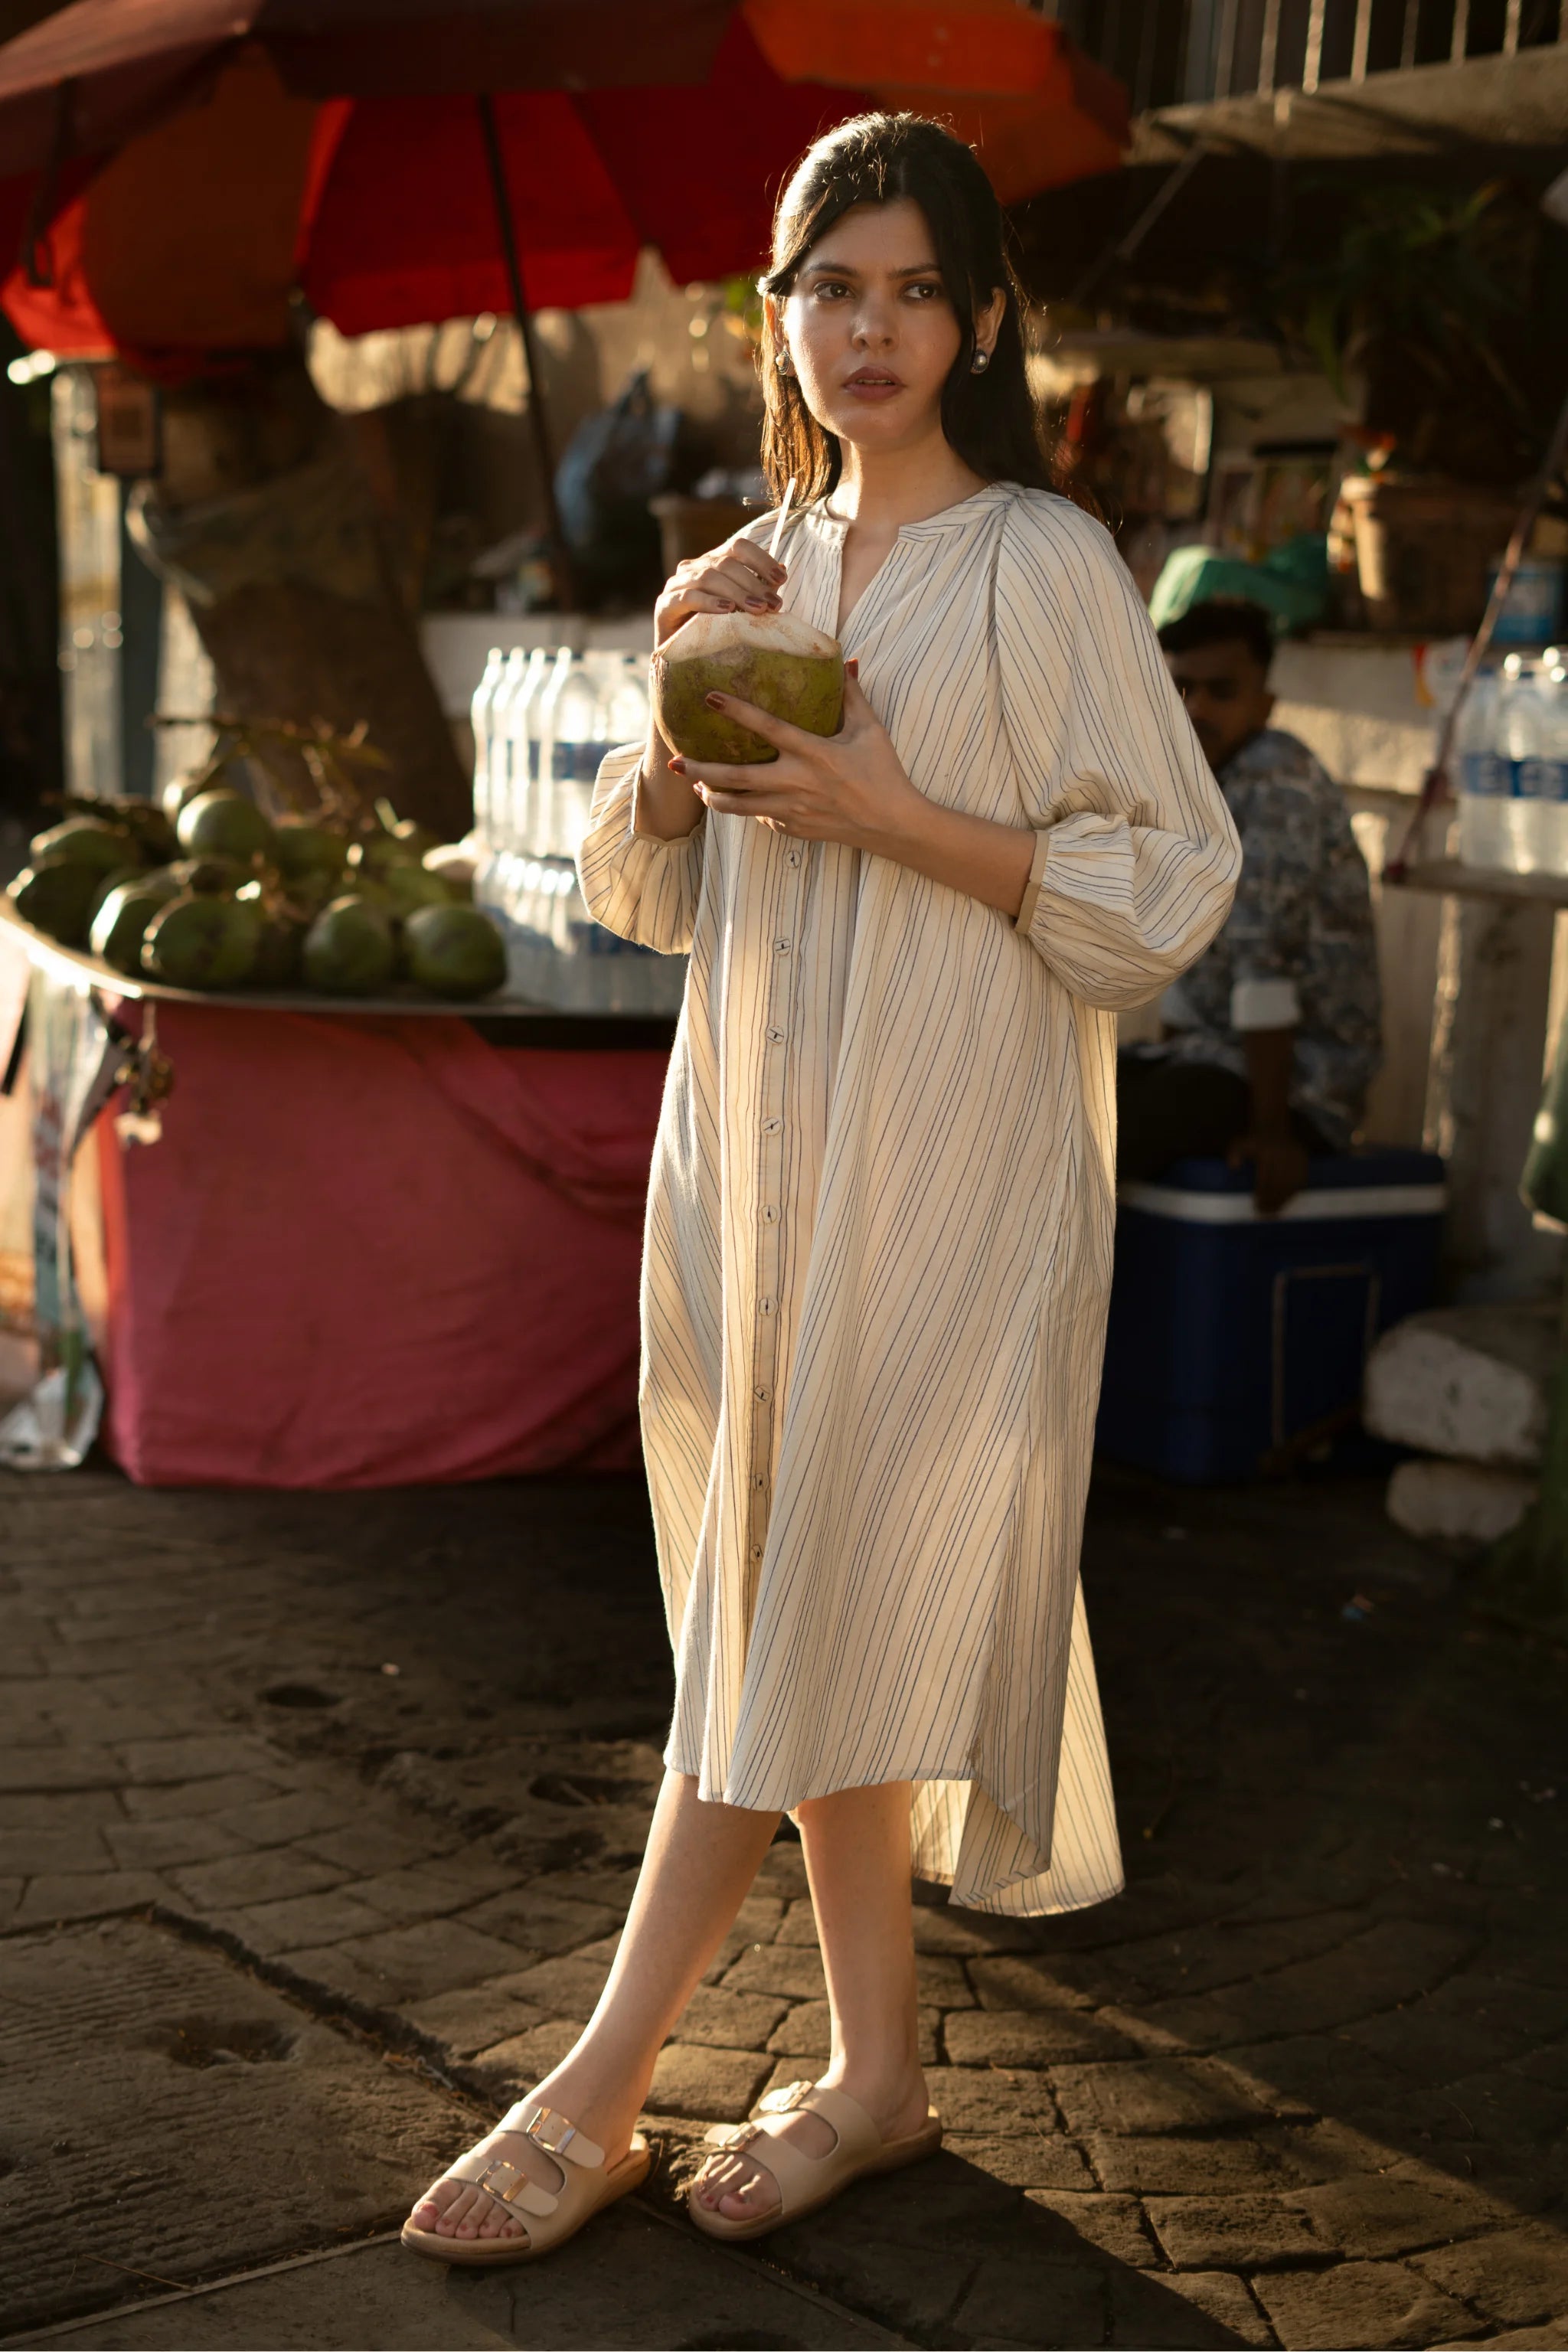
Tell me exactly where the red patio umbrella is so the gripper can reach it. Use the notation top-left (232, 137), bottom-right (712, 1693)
top-left (0, 0), bottom-right (1127, 356)
top-left (0, 0), bottom-right (750, 596)
top-left (0, 0), bottom-right (1127, 592)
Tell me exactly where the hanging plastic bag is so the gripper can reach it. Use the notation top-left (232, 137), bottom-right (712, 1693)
top-left (554, 368), bottom-right (701, 605)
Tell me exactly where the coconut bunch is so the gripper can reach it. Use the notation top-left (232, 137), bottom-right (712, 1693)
top-left (7, 784), bottom-right (505, 1004)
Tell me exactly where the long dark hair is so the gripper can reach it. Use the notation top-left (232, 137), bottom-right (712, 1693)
top-left (760, 113), bottom-right (1063, 505)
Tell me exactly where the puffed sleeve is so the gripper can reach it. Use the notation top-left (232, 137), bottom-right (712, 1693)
top-left (576, 743), bottom-right (707, 956)
top-left (998, 496), bottom-right (1241, 1011)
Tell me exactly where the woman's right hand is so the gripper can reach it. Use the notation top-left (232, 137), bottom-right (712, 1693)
top-left (653, 531), bottom-right (786, 648)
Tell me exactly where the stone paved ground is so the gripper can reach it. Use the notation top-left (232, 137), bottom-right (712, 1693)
top-left (1, 1464), bottom-right (1565, 2350)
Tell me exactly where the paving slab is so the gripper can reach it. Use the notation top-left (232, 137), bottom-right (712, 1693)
top-left (16, 2224), bottom-right (904, 2350)
top-left (1253, 2258), bottom-right (1473, 2349)
top-left (0, 1920), bottom-right (470, 2340)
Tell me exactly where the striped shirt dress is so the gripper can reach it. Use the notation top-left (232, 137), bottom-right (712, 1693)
top-left (578, 483), bottom-right (1240, 1916)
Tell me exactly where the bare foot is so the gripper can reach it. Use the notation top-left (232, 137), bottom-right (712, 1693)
top-left (406, 2112), bottom-right (568, 2246)
top-left (407, 2061), bottom-right (646, 2245)
top-left (691, 2069), bottom-right (931, 2225)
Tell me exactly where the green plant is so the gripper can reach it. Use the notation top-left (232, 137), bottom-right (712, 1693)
top-left (1272, 182), bottom-right (1530, 426)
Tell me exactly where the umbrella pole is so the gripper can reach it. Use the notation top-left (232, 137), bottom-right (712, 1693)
top-left (476, 92), bottom-right (577, 612)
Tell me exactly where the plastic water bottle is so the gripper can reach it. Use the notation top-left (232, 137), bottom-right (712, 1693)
top-left (1499, 655), bottom-right (1560, 874)
top-left (495, 643), bottom-right (687, 1015)
top-left (521, 655), bottom-right (601, 1008)
top-left (499, 644), bottom-right (567, 1001)
top-left (508, 646), bottom-right (550, 868)
top-left (499, 648), bottom-right (551, 987)
top-left (469, 645), bottom-right (505, 849)
top-left (474, 648), bottom-right (527, 923)
top-left (1456, 667), bottom-right (1510, 871)
top-left (1530, 664), bottom-right (1568, 876)
top-left (527, 648), bottom-right (571, 864)
top-left (605, 652), bottom-right (651, 761)
top-left (544, 655), bottom-right (614, 851)
top-left (514, 648), bottom-right (554, 854)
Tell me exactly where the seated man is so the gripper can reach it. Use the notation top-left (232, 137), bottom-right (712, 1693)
top-left (1119, 599), bottom-right (1381, 1214)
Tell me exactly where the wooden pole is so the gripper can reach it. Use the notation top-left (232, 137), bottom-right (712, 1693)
top-left (476, 92), bottom-right (577, 612)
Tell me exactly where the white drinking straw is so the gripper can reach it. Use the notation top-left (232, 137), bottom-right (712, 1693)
top-left (769, 476), bottom-right (796, 560)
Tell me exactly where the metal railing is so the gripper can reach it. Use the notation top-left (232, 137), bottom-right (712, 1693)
top-left (1049, 0), bottom-right (1566, 113)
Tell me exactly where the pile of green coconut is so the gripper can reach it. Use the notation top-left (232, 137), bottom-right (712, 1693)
top-left (5, 783), bottom-right (505, 1002)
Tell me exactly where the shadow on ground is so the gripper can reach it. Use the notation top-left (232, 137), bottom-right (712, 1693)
top-left (1, 1461), bottom-right (1563, 2347)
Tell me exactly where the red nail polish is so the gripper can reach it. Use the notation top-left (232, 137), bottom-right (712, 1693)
top-left (705, 692), bottom-right (726, 708)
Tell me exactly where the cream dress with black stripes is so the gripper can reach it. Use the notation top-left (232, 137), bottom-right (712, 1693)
top-left (577, 484), bottom-right (1240, 1916)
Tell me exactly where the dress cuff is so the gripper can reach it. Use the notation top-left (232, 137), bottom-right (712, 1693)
top-left (632, 759), bottom-right (704, 846)
top-left (1230, 975), bottom-right (1301, 1031)
top-left (1014, 829), bottom-right (1053, 939)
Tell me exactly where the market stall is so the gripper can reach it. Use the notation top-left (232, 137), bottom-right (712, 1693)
top-left (0, 904), bottom-right (671, 1485)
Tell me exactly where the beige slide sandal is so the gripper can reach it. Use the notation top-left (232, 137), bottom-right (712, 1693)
top-left (400, 2097), bottom-right (652, 2268)
top-left (687, 2078), bottom-right (942, 2244)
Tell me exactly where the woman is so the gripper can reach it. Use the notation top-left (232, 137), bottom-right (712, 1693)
top-left (402, 111), bottom-right (1239, 2266)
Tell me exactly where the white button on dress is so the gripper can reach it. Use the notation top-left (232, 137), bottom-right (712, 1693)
top-left (578, 485), bottom-right (1239, 1916)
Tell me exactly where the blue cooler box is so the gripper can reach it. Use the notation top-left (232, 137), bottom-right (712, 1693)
top-left (1096, 1148), bottom-right (1446, 1483)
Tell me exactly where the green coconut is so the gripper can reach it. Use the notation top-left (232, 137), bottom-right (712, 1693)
top-left (162, 766), bottom-right (226, 824)
top-left (63, 795), bottom-right (178, 864)
top-left (652, 609), bottom-right (844, 766)
top-left (87, 862), bottom-right (148, 929)
top-left (271, 818), bottom-right (348, 887)
top-left (8, 858), bottom-right (103, 946)
top-left (176, 788), bottom-right (273, 864)
top-left (302, 895), bottom-right (396, 996)
top-left (379, 862), bottom-right (453, 921)
top-left (142, 891), bottom-right (261, 990)
top-left (162, 855), bottom-right (244, 897)
top-left (87, 858), bottom-right (183, 936)
top-left (30, 816), bottom-right (138, 876)
top-left (234, 880), bottom-right (308, 990)
top-left (278, 865), bottom-right (344, 916)
top-left (90, 881), bottom-right (179, 978)
top-left (348, 835), bottom-right (426, 886)
top-left (401, 903), bottom-right (506, 1001)
top-left (339, 861), bottom-right (452, 923)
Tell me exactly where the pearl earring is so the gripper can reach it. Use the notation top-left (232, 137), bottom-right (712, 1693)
top-left (776, 349), bottom-right (795, 377)
top-left (970, 348), bottom-right (990, 375)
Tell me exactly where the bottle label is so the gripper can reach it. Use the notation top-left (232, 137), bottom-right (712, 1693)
top-left (1462, 750), bottom-right (1511, 798)
top-left (1516, 757), bottom-right (1568, 805)
top-left (551, 739), bottom-right (616, 783)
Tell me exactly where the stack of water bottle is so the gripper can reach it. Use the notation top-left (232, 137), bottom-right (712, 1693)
top-left (470, 645), bottom-right (688, 1012)
top-left (1456, 649), bottom-right (1568, 877)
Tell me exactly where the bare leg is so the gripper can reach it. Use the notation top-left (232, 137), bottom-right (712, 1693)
top-left (693, 1779), bottom-right (930, 2224)
top-left (409, 1770), bottom-right (778, 2241)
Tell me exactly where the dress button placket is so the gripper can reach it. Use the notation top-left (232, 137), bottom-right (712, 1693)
top-left (747, 843), bottom-right (806, 1605)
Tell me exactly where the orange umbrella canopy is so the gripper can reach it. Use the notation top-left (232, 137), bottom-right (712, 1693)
top-left (743, 0), bottom-right (1129, 203)
top-left (749, 0), bottom-right (1080, 95)
top-left (0, 0), bottom-right (1128, 358)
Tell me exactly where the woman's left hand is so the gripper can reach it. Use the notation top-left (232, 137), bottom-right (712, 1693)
top-left (668, 665), bottom-right (922, 851)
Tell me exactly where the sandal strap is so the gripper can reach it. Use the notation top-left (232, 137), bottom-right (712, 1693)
top-left (497, 2099), bottom-right (606, 2170)
top-left (698, 2080), bottom-right (881, 2214)
top-left (755, 2079), bottom-right (816, 2115)
top-left (756, 2080), bottom-right (881, 2162)
top-left (436, 2098), bottom-right (605, 2223)
top-left (443, 2142), bottom-right (557, 2218)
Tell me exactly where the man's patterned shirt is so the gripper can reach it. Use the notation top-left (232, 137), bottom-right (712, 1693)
top-left (1153, 726), bottom-right (1381, 1147)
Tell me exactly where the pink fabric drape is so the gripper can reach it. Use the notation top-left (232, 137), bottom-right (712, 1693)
top-left (96, 1005), bottom-right (667, 1488)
